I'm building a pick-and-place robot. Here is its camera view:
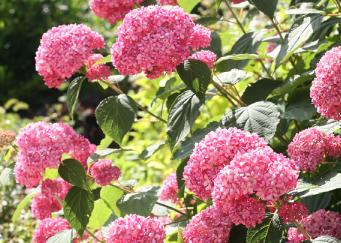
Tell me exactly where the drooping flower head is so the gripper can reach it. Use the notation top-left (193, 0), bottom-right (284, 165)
top-left (310, 46), bottom-right (341, 120)
top-left (15, 122), bottom-right (94, 187)
top-left (190, 50), bottom-right (217, 69)
top-left (35, 24), bottom-right (104, 88)
top-left (89, 159), bottom-right (121, 186)
top-left (89, 0), bottom-right (143, 24)
top-left (278, 202), bottom-right (308, 224)
top-left (107, 214), bottom-right (166, 243)
top-left (183, 205), bottom-right (232, 243)
top-left (33, 217), bottom-right (70, 243)
top-left (111, 6), bottom-right (211, 79)
top-left (183, 127), bottom-right (267, 200)
top-left (159, 173), bottom-right (179, 203)
top-left (85, 53), bottom-right (111, 81)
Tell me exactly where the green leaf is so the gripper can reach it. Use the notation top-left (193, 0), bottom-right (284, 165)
top-left (301, 192), bottom-right (332, 213)
top-left (216, 53), bottom-right (270, 63)
top-left (222, 101), bottom-right (280, 141)
top-left (66, 77), bottom-right (84, 120)
top-left (213, 69), bottom-right (247, 85)
top-left (0, 167), bottom-right (12, 186)
top-left (12, 190), bottom-right (37, 222)
top-left (139, 142), bottom-right (165, 160)
top-left (178, 0), bottom-right (201, 12)
top-left (95, 94), bottom-right (137, 145)
top-left (276, 15), bottom-right (323, 67)
top-left (176, 159), bottom-right (187, 198)
top-left (63, 186), bottom-right (95, 236)
top-left (46, 229), bottom-right (76, 243)
top-left (95, 55), bottom-right (112, 65)
top-left (100, 185), bottom-right (123, 216)
top-left (58, 159), bottom-right (88, 189)
top-left (177, 59), bottom-right (211, 102)
top-left (249, 0), bottom-right (278, 18)
top-left (89, 148), bottom-right (124, 163)
top-left (229, 225), bottom-right (247, 243)
top-left (246, 214), bottom-right (283, 243)
top-left (88, 199), bottom-right (113, 230)
top-left (312, 236), bottom-right (341, 243)
top-left (242, 79), bottom-right (281, 105)
top-left (177, 229), bottom-right (185, 243)
top-left (167, 90), bottom-right (202, 149)
top-left (117, 186), bottom-right (159, 217)
top-left (314, 120), bottom-right (341, 134)
top-left (210, 32), bottom-right (222, 57)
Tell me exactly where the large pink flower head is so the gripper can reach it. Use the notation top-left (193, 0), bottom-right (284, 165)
top-left (85, 53), bottom-right (111, 81)
top-left (89, 0), bottom-right (143, 24)
top-left (287, 228), bottom-right (306, 243)
top-left (89, 159), bottom-right (121, 186)
top-left (190, 50), bottom-right (217, 69)
top-left (35, 24), bottom-right (104, 88)
top-left (111, 6), bottom-right (211, 79)
top-left (106, 214), bottom-right (166, 243)
top-left (159, 173), bottom-right (179, 203)
top-left (310, 46), bottom-right (341, 120)
top-left (183, 127), bottom-right (267, 200)
top-left (41, 179), bottom-right (71, 200)
top-left (33, 217), bottom-right (70, 243)
top-left (31, 193), bottom-right (62, 220)
top-left (15, 122), bottom-right (94, 187)
top-left (278, 202), bottom-right (308, 224)
top-left (212, 147), bottom-right (298, 204)
top-left (183, 205), bottom-right (232, 243)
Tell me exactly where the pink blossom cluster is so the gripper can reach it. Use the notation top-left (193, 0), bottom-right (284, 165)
top-left (106, 214), bottom-right (166, 243)
top-left (183, 205), bottom-right (232, 243)
top-left (278, 202), bottom-right (308, 224)
top-left (287, 128), bottom-right (341, 172)
top-left (15, 122), bottom-right (95, 187)
top-left (157, 0), bottom-right (177, 5)
top-left (89, 0), bottom-right (143, 24)
top-left (33, 217), bottom-right (70, 243)
top-left (85, 54), bottom-right (111, 81)
top-left (288, 209), bottom-right (341, 242)
top-left (310, 46), bottom-right (341, 120)
top-left (159, 173), bottom-right (179, 203)
top-left (89, 159), bottom-right (121, 186)
top-left (35, 24), bottom-right (104, 88)
top-left (111, 6), bottom-right (212, 79)
top-left (31, 179), bottom-right (71, 219)
top-left (183, 127), bottom-right (267, 200)
top-left (190, 50), bottom-right (217, 68)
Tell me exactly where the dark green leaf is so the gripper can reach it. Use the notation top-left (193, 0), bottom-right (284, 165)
top-left (95, 94), bottom-right (137, 145)
top-left (283, 91), bottom-right (317, 121)
top-left (117, 186), bottom-right (159, 216)
top-left (210, 31), bottom-right (222, 57)
top-left (312, 236), bottom-right (341, 243)
top-left (246, 214), bottom-right (283, 243)
top-left (301, 192), bottom-right (332, 213)
top-left (242, 79), bottom-right (281, 105)
top-left (176, 159), bottom-right (187, 198)
top-left (249, 0), bottom-right (278, 18)
top-left (167, 90), bottom-right (202, 149)
top-left (139, 142), bottom-right (165, 160)
top-left (229, 225), bottom-right (247, 243)
top-left (58, 159), bottom-right (87, 189)
top-left (64, 187), bottom-right (95, 236)
top-left (222, 101), bottom-right (280, 141)
top-left (177, 59), bottom-right (211, 102)
top-left (66, 77), bottom-right (84, 120)
top-left (47, 229), bottom-right (76, 243)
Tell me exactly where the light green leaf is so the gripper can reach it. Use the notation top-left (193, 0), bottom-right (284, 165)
top-left (12, 190), bottom-right (37, 222)
top-left (66, 76), bottom-right (84, 120)
top-left (100, 186), bottom-right (123, 216)
top-left (213, 69), bottom-right (247, 85)
top-left (178, 0), bottom-right (201, 13)
top-left (88, 199), bottom-right (113, 230)
top-left (0, 167), bottom-right (12, 186)
top-left (47, 229), bottom-right (76, 243)
top-left (139, 142), bottom-right (165, 160)
top-left (217, 53), bottom-right (270, 63)
top-left (95, 55), bottom-right (112, 65)
top-left (312, 236), bottom-right (341, 243)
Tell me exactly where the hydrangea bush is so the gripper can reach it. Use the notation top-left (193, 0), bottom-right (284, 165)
top-left (1, 0), bottom-right (341, 242)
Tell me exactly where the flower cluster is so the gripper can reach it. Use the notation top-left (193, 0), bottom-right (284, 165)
top-left (85, 54), bottom-right (111, 81)
top-left (33, 218), bottom-right (70, 243)
top-left (183, 127), bottom-right (267, 200)
top-left (89, 159), bottom-right (121, 186)
top-left (35, 24), bottom-right (104, 88)
top-left (106, 214), bottom-right (166, 243)
top-left (15, 122), bottom-right (94, 187)
top-left (278, 202), bottom-right (308, 224)
top-left (190, 50), bottom-right (217, 69)
top-left (288, 209), bottom-right (341, 242)
top-left (89, 0), bottom-right (143, 24)
top-left (310, 46), bottom-right (341, 120)
top-left (111, 6), bottom-right (211, 79)
top-left (183, 205), bottom-right (232, 243)
top-left (159, 173), bottom-right (179, 203)
top-left (157, 0), bottom-right (177, 5)
top-left (0, 130), bottom-right (16, 150)
top-left (287, 128), bottom-right (341, 172)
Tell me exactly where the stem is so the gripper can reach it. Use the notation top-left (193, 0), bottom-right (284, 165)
top-left (164, 218), bottom-right (189, 226)
top-left (295, 222), bottom-right (311, 241)
top-left (101, 80), bottom-right (167, 123)
top-left (86, 229), bottom-right (104, 243)
top-left (333, 0), bottom-right (341, 12)
top-left (212, 76), bottom-right (246, 107)
top-left (155, 201), bottom-right (187, 216)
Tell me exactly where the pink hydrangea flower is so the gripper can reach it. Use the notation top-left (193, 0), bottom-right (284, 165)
top-left (85, 54), bottom-right (111, 81)
top-left (15, 122), bottom-right (94, 187)
top-left (31, 193), bottom-right (62, 220)
top-left (190, 50), bottom-right (217, 68)
top-left (89, 0), bottom-right (143, 24)
top-left (33, 218), bottom-right (70, 243)
top-left (35, 24), bottom-right (104, 88)
top-left (159, 173), bottom-right (179, 203)
top-left (288, 228), bottom-right (306, 243)
top-left (278, 202), bottom-right (308, 224)
top-left (310, 46), bottom-right (341, 120)
top-left (183, 205), bottom-right (232, 243)
top-left (212, 147), bottom-right (298, 204)
top-left (183, 127), bottom-right (267, 200)
top-left (107, 214), bottom-right (166, 243)
top-left (111, 6), bottom-right (211, 79)
top-left (325, 134), bottom-right (341, 158)
top-left (157, 0), bottom-right (177, 5)
top-left (41, 179), bottom-right (71, 200)
top-left (89, 159), bottom-right (121, 186)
